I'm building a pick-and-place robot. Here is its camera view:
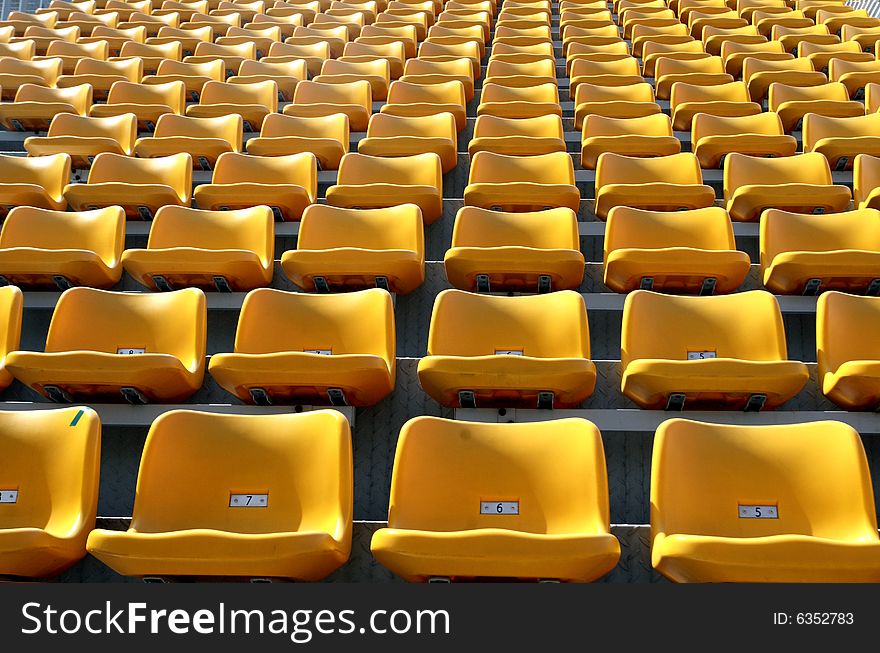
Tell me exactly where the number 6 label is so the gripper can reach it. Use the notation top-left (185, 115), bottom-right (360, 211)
top-left (480, 501), bottom-right (519, 515)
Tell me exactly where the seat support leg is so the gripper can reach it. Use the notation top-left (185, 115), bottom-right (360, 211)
top-left (44, 384), bottom-right (73, 403)
top-left (537, 391), bottom-right (554, 410)
top-left (699, 277), bottom-right (717, 296)
top-left (152, 275), bottom-right (173, 292)
top-left (121, 387), bottom-right (148, 405)
top-left (665, 393), bottom-right (686, 411)
top-left (313, 276), bottom-right (330, 293)
top-left (802, 278), bottom-right (821, 296)
top-left (249, 388), bottom-right (271, 406)
top-left (327, 388), bottom-right (347, 406)
top-left (744, 394), bottom-right (766, 412)
top-left (213, 275), bottom-right (232, 293)
top-left (867, 279), bottom-right (880, 296)
top-left (475, 274), bottom-right (490, 293)
top-left (537, 275), bottom-right (551, 294)
top-left (458, 390), bottom-right (476, 409)
top-left (639, 277), bottom-right (654, 291)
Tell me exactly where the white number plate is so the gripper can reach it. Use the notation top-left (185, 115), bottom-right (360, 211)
top-left (0, 490), bottom-right (18, 503)
top-left (495, 350), bottom-right (523, 356)
top-left (687, 351), bottom-right (716, 360)
top-left (738, 504), bottom-right (778, 519)
top-left (304, 349), bottom-right (332, 355)
top-left (117, 348), bottom-right (146, 355)
top-left (229, 493), bottom-right (268, 508)
top-left (480, 501), bottom-right (519, 515)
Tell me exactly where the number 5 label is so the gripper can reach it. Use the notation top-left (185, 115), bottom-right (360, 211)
top-left (738, 504), bottom-right (778, 519)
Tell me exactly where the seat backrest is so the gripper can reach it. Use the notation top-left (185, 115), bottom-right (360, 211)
top-left (293, 79), bottom-right (371, 106)
top-left (724, 151), bottom-right (832, 195)
top-left (468, 150), bottom-right (575, 185)
top-left (321, 57), bottom-right (390, 79)
top-left (106, 79), bottom-right (185, 112)
top-left (386, 79), bottom-right (465, 105)
top-left (237, 58), bottom-right (307, 78)
top-left (198, 79), bottom-right (277, 110)
top-left (761, 207), bottom-right (880, 265)
top-left (817, 291), bottom-right (880, 375)
top-left (267, 40), bottom-right (331, 58)
top-left (584, 112), bottom-right (673, 137)
top-left (259, 111), bottom-right (349, 140)
top-left (365, 112), bottom-right (456, 139)
top-left (570, 55), bottom-right (640, 76)
top-left (0, 285), bottom-right (21, 368)
top-left (743, 54), bottom-right (816, 79)
top-left (803, 112), bottom-right (880, 150)
top-left (575, 81), bottom-right (655, 104)
top-left (119, 40), bottom-right (182, 60)
top-left (193, 40), bottom-right (256, 58)
top-left (427, 289), bottom-right (591, 358)
top-left (0, 206), bottom-right (124, 266)
top-left (768, 80), bottom-right (849, 107)
top-left (211, 151), bottom-right (317, 191)
top-left (297, 203), bottom-right (424, 253)
top-left (149, 205), bottom-right (273, 264)
top-left (0, 406), bottom-right (100, 535)
top-left (596, 151), bottom-right (704, 186)
top-left (46, 112), bottom-right (137, 150)
top-left (44, 287), bottom-right (206, 370)
top-left (155, 57), bottom-right (225, 79)
top-left (337, 152), bottom-right (442, 187)
top-left (486, 57), bottom-right (555, 77)
top-left (73, 56), bottom-right (143, 80)
top-left (621, 289), bottom-right (788, 364)
top-left (404, 56), bottom-right (473, 77)
top-left (655, 54), bottom-right (724, 77)
top-left (0, 152), bottom-right (70, 197)
top-left (46, 38), bottom-right (107, 58)
top-left (651, 418), bottom-right (879, 541)
top-left (473, 113), bottom-right (564, 138)
top-left (670, 79), bottom-right (750, 105)
top-left (129, 409), bottom-right (352, 539)
top-left (153, 113), bottom-right (242, 148)
top-left (0, 56), bottom-right (63, 82)
top-left (87, 152), bottom-right (192, 198)
top-left (386, 416), bottom-right (611, 535)
top-left (15, 82), bottom-right (92, 110)
top-left (451, 206), bottom-right (579, 249)
top-left (692, 110), bottom-right (783, 139)
top-left (604, 206), bottom-right (735, 254)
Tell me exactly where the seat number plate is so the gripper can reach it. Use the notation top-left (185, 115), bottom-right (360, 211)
top-left (738, 504), bottom-right (778, 519)
top-left (304, 349), bottom-right (332, 355)
top-left (117, 348), bottom-right (146, 355)
top-left (687, 351), bottom-right (716, 360)
top-left (480, 501), bottom-right (519, 515)
top-left (495, 350), bottom-right (523, 356)
top-left (229, 493), bottom-right (268, 508)
top-left (0, 490), bottom-right (18, 503)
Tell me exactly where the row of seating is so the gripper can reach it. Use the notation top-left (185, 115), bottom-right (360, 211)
top-left (2, 406), bottom-right (879, 582)
top-left (0, 283), bottom-right (878, 410)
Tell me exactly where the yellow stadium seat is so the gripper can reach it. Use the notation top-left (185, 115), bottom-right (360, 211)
top-left (0, 285), bottom-right (20, 389)
top-left (0, 206), bottom-right (124, 289)
top-left (573, 81), bottom-right (660, 129)
top-left (245, 112), bottom-right (348, 169)
top-left (826, 58), bottom-right (880, 101)
top-left (56, 56), bottom-right (142, 100)
top-left (569, 56), bottom-right (644, 97)
top-left (468, 114), bottom-right (565, 157)
top-left (0, 406), bottom-right (100, 579)
top-left (604, 206), bottom-right (750, 294)
top-left (641, 38), bottom-right (705, 75)
top-left (134, 113), bottom-right (241, 170)
top-left (217, 25), bottom-right (283, 57)
top-left (314, 58), bottom-right (390, 100)
top-left (281, 203), bottom-right (423, 294)
top-left (209, 288), bottom-right (395, 406)
top-left (79, 26), bottom-right (146, 57)
top-left (0, 82), bottom-right (91, 132)
top-left (768, 81), bottom-right (865, 133)
top-left (817, 291), bottom-right (880, 410)
top-left (381, 79), bottom-right (467, 131)
top-left (371, 416), bottom-right (620, 582)
top-left (142, 58), bottom-right (225, 102)
top-left (669, 80), bottom-right (761, 130)
top-left (654, 55), bottom-right (733, 100)
top-left (595, 152), bottom-right (716, 220)
top-left (485, 57), bottom-right (556, 88)
top-left (0, 41), bottom-right (36, 63)
top-left (744, 56), bottom-right (827, 103)
top-left (193, 152), bottom-right (316, 221)
top-left (114, 40), bottom-right (182, 75)
top-left (799, 40), bottom-right (873, 73)
top-left (185, 41), bottom-right (255, 76)
top-left (228, 59), bottom-right (306, 103)
top-left (866, 82), bottom-right (880, 113)
top-left (0, 57), bottom-right (63, 100)
top-left (0, 152), bottom-right (70, 217)
top-left (358, 112), bottom-right (457, 172)
top-left (18, 26), bottom-right (79, 56)
top-left (41, 39), bottom-right (107, 75)
top-left (359, 23), bottom-right (418, 57)
top-left (803, 113), bottom-right (880, 171)
top-left (184, 79), bottom-right (277, 131)
top-left (6, 287), bottom-right (206, 403)
top-left (326, 152), bottom-right (443, 222)
top-left (464, 151), bottom-right (579, 212)
top-left (86, 409), bottom-right (352, 580)
top-left (400, 57), bottom-right (475, 100)
top-left (621, 290), bottom-right (809, 409)
top-left (581, 113), bottom-right (680, 170)
top-left (704, 25), bottom-right (766, 58)
top-left (719, 40), bottom-right (789, 78)
top-left (283, 79), bottom-right (371, 131)
top-left (855, 153), bottom-right (880, 210)
top-left (724, 152), bottom-right (851, 222)
top-left (761, 208), bottom-right (880, 295)
top-left (477, 81), bottom-right (561, 119)
top-left (288, 26), bottom-right (350, 60)
top-left (631, 24), bottom-right (692, 57)
top-left (24, 112), bottom-right (136, 168)
top-left (444, 206), bottom-right (584, 292)
top-left (147, 25), bottom-right (213, 58)
top-left (88, 79), bottom-right (185, 132)
top-left (651, 418), bottom-right (880, 582)
top-left (418, 289), bottom-right (596, 408)
top-left (691, 112), bottom-right (796, 169)
top-left (416, 40), bottom-right (481, 79)
top-left (840, 23), bottom-right (880, 50)
top-left (121, 205), bottom-right (274, 292)
top-left (63, 152), bottom-right (191, 219)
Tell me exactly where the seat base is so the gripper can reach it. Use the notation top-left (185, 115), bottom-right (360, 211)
top-left (444, 246), bottom-right (586, 292)
top-left (604, 247), bottom-right (751, 294)
top-left (281, 248), bottom-right (425, 294)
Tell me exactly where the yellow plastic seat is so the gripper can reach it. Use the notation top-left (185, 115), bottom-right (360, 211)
top-left (6, 287), bottom-right (206, 402)
top-left (724, 152), bottom-right (852, 222)
top-left (744, 56), bottom-right (828, 103)
top-left (40, 39), bottom-right (107, 75)
top-left (621, 289), bottom-right (808, 409)
top-left (476, 81), bottom-right (561, 119)
top-left (114, 40), bottom-right (182, 75)
top-left (416, 40), bottom-right (481, 79)
top-left (840, 23), bottom-right (880, 50)
top-left (56, 56), bottom-right (142, 100)
top-left (594, 152), bottom-right (716, 220)
top-left (692, 111), bottom-right (796, 169)
top-left (719, 39), bottom-right (788, 78)
top-left (358, 112), bottom-right (457, 172)
top-left (0, 206), bottom-right (124, 289)
top-left (768, 81), bottom-right (865, 133)
top-left (288, 25), bottom-right (350, 60)
top-left (339, 39), bottom-right (405, 76)
top-left (86, 409), bottom-right (352, 580)
top-left (183, 79), bottom-right (276, 131)
top-left (78, 26), bottom-right (146, 57)
top-left (855, 153), bottom-right (880, 210)
top-left (484, 57), bottom-right (556, 89)
top-left (0, 82), bottom-right (91, 132)
top-left (704, 25), bottom-right (766, 58)
top-left (17, 26), bottom-right (80, 56)
top-left (87, 79), bottom-right (184, 132)
top-left (217, 25), bottom-right (282, 57)
top-left (326, 152), bottom-right (442, 223)
top-left (651, 418), bottom-right (880, 582)
top-left (228, 59), bottom-right (305, 102)
top-left (803, 113), bottom-right (880, 171)
top-left (654, 55), bottom-right (733, 100)
top-left (147, 25), bottom-right (213, 57)
top-left (817, 291), bottom-right (880, 410)
top-left (569, 56), bottom-right (644, 97)
top-left (866, 82), bottom-right (880, 113)
top-left (760, 208), bottom-right (880, 295)
top-left (24, 112), bottom-right (136, 168)
top-left (830, 59), bottom-right (880, 99)
top-left (0, 406), bottom-right (100, 579)
top-left (380, 80), bottom-right (466, 131)
top-left (246, 112), bottom-right (348, 170)
top-left (400, 57), bottom-right (475, 100)
top-left (64, 152), bottom-right (191, 219)
top-left (192, 152), bottom-right (316, 221)
top-left (641, 38), bottom-right (705, 76)
top-left (444, 206), bottom-right (584, 292)
top-left (581, 113), bottom-right (680, 170)
top-left (464, 151), bottom-right (579, 213)
top-left (314, 57), bottom-right (390, 100)
top-left (283, 79), bottom-right (371, 131)
top-left (770, 23), bottom-right (836, 52)
top-left (799, 40), bottom-right (873, 73)
top-left (0, 56), bottom-right (63, 100)
top-left (134, 113), bottom-right (241, 170)
top-left (209, 288), bottom-right (395, 406)
top-left (371, 416), bottom-right (620, 582)
top-left (468, 114), bottom-right (565, 157)
top-left (669, 80), bottom-right (761, 131)
top-left (359, 23), bottom-right (418, 57)
top-left (418, 289), bottom-right (596, 408)
top-left (0, 285), bottom-right (20, 389)
top-left (573, 82), bottom-right (660, 129)
top-left (142, 58), bottom-right (225, 102)
top-left (121, 205), bottom-right (274, 292)
top-left (631, 23), bottom-right (692, 57)
top-left (604, 206), bottom-right (750, 294)
top-left (281, 203), bottom-right (423, 294)
top-left (0, 152), bottom-right (70, 217)
top-left (185, 41), bottom-right (256, 76)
